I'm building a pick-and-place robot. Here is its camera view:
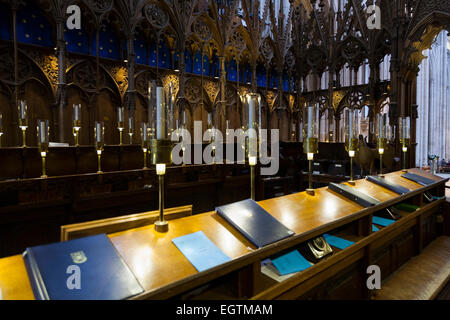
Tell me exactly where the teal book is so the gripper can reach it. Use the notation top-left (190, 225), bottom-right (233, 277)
top-left (323, 234), bottom-right (354, 250)
top-left (373, 216), bottom-right (396, 227)
top-left (172, 231), bottom-right (231, 272)
top-left (271, 250), bottom-right (312, 276)
top-left (372, 225), bottom-right (380, 232)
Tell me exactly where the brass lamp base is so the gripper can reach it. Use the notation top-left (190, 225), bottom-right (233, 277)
top-left (41, 175), bottom-right (48, 179)
top-left (402, 169), bottom-right (408, 173)
top-left (348, 180), bottom-right (356, 186)
top-left (306, 189), bottom-right (315, 196)
top-left (155, 220), bottom-right (169, 233)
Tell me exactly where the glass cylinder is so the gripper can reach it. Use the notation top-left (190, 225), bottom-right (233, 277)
top-left (299, 120), bottom-right (303, 143)
top-left (399, 116), bottom-right (410, 147)
top-left (73, 104), bottom-right (81, 128)
top-left (247, 93), bottom-right (261, 158)
top-left (94, 121), bottom-right (104, 150)
top-left (376, 113), bottom-right (389, 151)
top-left (240, 94), bottom-right (249, 131)
top-left (155, 85), bottom-right (169, 140)
top-left (18, 100), bottom-right (28, 127)
top-left (344, 109), bottom-right (360, 153)
top-left (117, 107), bottom-right (124, 129)
top-left (303, 103), bottom-right (319, 154)
top-left (37, 120), bottom-right (49, 153)
top-left (141, 122), bottom-right (150, 150)
top-left (0, 112), bottom-right (3, 135)
top-left (128, 115), bottom-right (134, 141)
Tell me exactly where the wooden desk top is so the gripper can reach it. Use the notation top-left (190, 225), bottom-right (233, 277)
top-left (0, 169), bottom-right (446, 300)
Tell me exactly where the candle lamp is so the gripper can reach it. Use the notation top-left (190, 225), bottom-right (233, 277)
top-left (376, 113), bottom-right (390, 178)
top-left (128, 115), bottom-right (134, 144)
top-left (207, 113), bottom-right (216, 163)
top-left (399, 117), bottom-right (410, 173)
top-left (73, 104), bottom-right (81, 146)
top-left (0, 112), bottom-right (3, 148)
top-left (246, 93), bottom-right (260, 199)
top-left (37, 120), bottom-right (49, 178)
top-left (303, 103), bottom-right (319, 195)
top-left (117, 107), bottom-right (124, 145)
top-left (94, 121), bottom-right (104, 174)
top-left (150, 82), bottom-right (174, 233)
top-left (141, 122), bottom-right (150, 169)
top-left (18, 100), bottom-right (28, 147)
top-left (344, 109), bottom-right (359, 185)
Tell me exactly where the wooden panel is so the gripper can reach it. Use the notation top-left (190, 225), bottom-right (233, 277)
top-left (61, 205), bottom-right (193, 241)
top-left (373, 236), bottom-right (450, 300)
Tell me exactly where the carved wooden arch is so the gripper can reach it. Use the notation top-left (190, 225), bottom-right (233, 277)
top-left (66, 60), bottom-right (122, 102)
top-left (184, 77), bottom-right (213, 112)
top-left (336, 89), bottom-right (366, 115)
top-left (16, 48), bottom-right (57, 102)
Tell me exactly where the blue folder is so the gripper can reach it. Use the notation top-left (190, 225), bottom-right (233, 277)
top-left (372, 225), bottom-right (380, 232)
top-left (23, 234), bottom-right (144, 300)
top-left (172, 231), bottom-right (231, 272)
top-left (323, 234), bottom-right (355, 250)
top-left (401, 172), bottom-right (436, 186)
top-left (373, 216), bottom-right (396, 227)
top-left (216, 199), bottom-right (295, 248)
top-left (271, 250), bottom-right (312, 276)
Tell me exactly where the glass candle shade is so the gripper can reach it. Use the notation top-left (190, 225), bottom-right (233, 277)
top-left (399, 116), bottom-right (410, 148)
top-left (376, 113), bottom-right (389, 151)
top-left (18, 100), bottom-right (28, 128)
top-left (141, 122), bottom-right (150, 150)
top-left (37, 120), bottom-right (49, 153)
top-left (94, 121), bottom-right (104, 151)
top-left (128, 115), bottom-right (134, 143)
top-left (0, 112), bottom-right (3, 140)
top-left (117, 107), bottom-right (124, 129)
top-left (150, 84), bottom-right (174, 165)
top-left (303, 103), bottom-right (319, 155)
top-left (37, 119), bottom-right (49, 178)
top-left (72, 104), bottom-right (81, 146)
top-left (344, 109), bottom-right (360, 154)
top-left (246, 93), bottom-right (261, 159)
top-left (73, 104), bottom-right (81, 126)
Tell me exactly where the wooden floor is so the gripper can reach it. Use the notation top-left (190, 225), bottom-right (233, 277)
top-left (373, 236), bottom-right (450, 300)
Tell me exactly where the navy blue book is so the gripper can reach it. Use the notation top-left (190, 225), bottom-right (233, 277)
top-left (23, 234), bottom-right (144, 300)
top-left (367, 176), bottom-right (411, 194)
top-left (401, 172), bottom-right (436, 186)
top-left (216, 199), bottom-right (295, 248)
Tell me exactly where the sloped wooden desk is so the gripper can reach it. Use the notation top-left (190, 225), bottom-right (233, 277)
top-left (0, 169), bottom-right (448, 300)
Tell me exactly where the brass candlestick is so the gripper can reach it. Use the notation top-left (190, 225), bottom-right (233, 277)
top-left (20, 126), bottom-right (27, 147)
top-left (141, 122), bottom-right (150, 169)
top-left (151, 83), bottom-right (174, 233)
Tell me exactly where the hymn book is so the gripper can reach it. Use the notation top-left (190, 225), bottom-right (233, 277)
top-left (23, 234), bottom-right (144, 300)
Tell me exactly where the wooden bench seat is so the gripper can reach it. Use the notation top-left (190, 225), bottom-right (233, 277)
top-left (373, 236), bottom-right (450, 300)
